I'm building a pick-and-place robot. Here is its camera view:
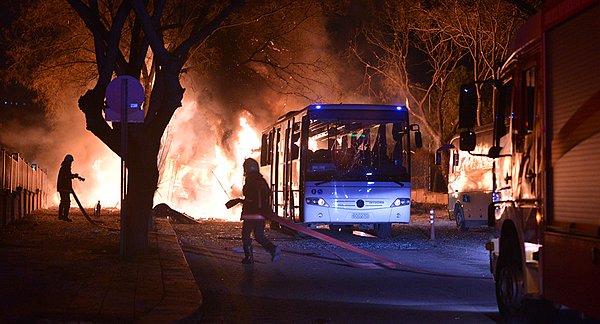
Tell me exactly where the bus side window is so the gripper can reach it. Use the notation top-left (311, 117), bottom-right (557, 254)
top-left (311, 149), bottom-right (332, 162)
top-left (270, 130), bottom-right (276, 165)
top-left (291, 124), bottom-right (301, 160)
top-left (260, 133), bottom-right (269, 166)
top-left (275, 129), bottom-right (281, 164)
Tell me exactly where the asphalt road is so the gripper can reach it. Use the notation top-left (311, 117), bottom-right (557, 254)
top-left (173, 211), bottom-right (502, 323)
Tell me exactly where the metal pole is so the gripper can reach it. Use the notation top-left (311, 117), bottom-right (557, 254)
top-left (211, 170), bottom-right (230, 198)
top-left (429, 208), bottom-right (435, 240)
top-left (120, 79), bottom-right (128, 257)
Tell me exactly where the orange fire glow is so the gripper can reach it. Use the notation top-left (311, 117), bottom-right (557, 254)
top-left (54, 99), bottom-right (262, 221)
top-left (153, 100), bottom-right (262, 221)
top-left (51, 153), bottom-right (121, 209)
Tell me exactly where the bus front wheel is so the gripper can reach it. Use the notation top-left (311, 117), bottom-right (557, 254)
top-left (330, 225), bottom-right (353, 233)
top-left (454, 204), bottom-right (466, 231)
top-left (375, 223), bottom-right (392, 238)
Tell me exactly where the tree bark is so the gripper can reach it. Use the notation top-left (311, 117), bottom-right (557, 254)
top-left (77, 75), bottom-right (178, 257)
top-left (73, 0), bottom-right (240, 257)
top-left (122, 125), bottom-right (160, 256)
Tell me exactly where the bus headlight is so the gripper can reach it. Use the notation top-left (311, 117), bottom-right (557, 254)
top-left (306, 197), bottom-right (329, 207)
top-left (391, 198), bottom-right (410, 207)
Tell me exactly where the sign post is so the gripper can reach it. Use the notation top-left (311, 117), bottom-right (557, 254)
top-left (105, 75), bottom-right (145, 257)
top-left (120, 78), bottom-right (128, 256)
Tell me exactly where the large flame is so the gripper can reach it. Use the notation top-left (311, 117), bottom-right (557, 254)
top-left (53, 99), bottom-right (262, 221)
top-left (154, 99), bottom-right (262, 221)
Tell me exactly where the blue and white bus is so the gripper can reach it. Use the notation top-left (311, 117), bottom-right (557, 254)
top-left (260, 104), bottom-right (422, 237)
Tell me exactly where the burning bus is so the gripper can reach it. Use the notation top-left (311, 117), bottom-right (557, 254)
top-left (437, 124), bottom-right (494, 230)
top-left (259, 104), bottom-right (422, 238)
top-left (455, 0), bottom-right (600, 320)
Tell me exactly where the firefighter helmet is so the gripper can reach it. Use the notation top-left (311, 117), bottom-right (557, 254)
top-left (243, 158), bottom-right (259, 175)
top-left (64, 154), bottom-right (74, 162)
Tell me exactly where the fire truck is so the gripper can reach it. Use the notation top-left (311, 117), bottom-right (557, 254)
top-left (458, 0), bottom-right (600, 320)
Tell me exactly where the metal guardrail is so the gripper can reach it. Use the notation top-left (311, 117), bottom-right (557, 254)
top-left (1, 147), bottom-right (49, 226)
top-left (1, 149), bottom-right (48, 193)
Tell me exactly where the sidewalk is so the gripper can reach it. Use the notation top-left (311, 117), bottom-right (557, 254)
top-left (0, 208), bottom-right (202, 323)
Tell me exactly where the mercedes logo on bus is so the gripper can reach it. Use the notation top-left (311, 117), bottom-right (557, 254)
top-left (356, 199), bottom-right (365, 208)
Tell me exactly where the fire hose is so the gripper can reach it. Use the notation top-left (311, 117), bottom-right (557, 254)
top-left (71, 189), bottom-right (97, 225)
top-left (261, 210), bottom-right (424, 272)
top-left (69, 175), bottom-right (96, 225)
top-left (226, 198), bottom-right (491, 279)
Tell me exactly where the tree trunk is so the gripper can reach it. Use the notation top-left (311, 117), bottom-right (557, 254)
top-left (121, 125), bottom-right (160, 257)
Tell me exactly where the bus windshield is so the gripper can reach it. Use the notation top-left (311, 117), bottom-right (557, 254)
top-left (305, 120), bottom-right (410, 183)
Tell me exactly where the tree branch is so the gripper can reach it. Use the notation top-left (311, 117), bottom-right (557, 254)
top-left (77, 87), bottom-right (120, 155)
top-left (67, 0), bottom-right (129, 79)
top-left (98, 0), bottom-right (131, 85)
top-left (173, 0), bottom-right (244, 65)
top-left (129, 0), bottom-right (171, 66)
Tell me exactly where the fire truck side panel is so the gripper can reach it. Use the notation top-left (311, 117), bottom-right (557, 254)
top-left (544, 2), bottom-right (600, 318)
top-left (547, 3), bottom-right (600, 227)
top-left (543, 233), bottom-right (600, 319)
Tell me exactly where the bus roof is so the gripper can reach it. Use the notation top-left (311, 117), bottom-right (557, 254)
top-left (308, 104), bottom-right (408, 123)
top-left (307, 104), bottom-right (407, 111)
top-left (275, 104), bottom-right (409, 124)
top-left (277, 104), bottom-right (408, 121)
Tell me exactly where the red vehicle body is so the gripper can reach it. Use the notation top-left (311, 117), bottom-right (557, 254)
top-left (459, 0), bottom-right (600, 319)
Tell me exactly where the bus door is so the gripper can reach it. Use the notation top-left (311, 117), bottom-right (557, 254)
top-left (283, 118), bottom-right (302, 221)
top-left (273, 127), bottom-right (283, 218)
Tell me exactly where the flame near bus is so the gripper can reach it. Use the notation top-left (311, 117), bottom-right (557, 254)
top-left (153, 100), bottom-right (262, 221)
top-left (54, 99), bottom-right (263, 221)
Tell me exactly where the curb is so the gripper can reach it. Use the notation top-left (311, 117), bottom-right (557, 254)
top-left (140, 217), bottom-right (203, 323)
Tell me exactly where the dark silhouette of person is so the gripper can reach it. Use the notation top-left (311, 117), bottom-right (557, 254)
top-left (57, 154), bottom-right (84, 222)
top-left (238, 158), bottom-right (280, 264)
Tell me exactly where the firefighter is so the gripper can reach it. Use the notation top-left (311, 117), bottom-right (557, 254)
top-left (238, 158), bottom-right (281, 264)
top-left (57, 154), bottom-right (84, 222)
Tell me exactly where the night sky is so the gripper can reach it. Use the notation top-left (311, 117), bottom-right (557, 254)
top-left (0, 0), bottom-right (21, 69)
top-left (0, 0), bottom-right (46, 153)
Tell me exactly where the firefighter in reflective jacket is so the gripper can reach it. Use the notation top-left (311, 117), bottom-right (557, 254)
top-left (239, 158), bottom-right (281, 264)
top-left (57, 154), bottom-right (84, 222)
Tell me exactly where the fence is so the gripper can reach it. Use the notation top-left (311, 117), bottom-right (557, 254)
top-left (411, 150), bottom-right (448, 205)
top-left (1, 148), bottom-right (49, 226)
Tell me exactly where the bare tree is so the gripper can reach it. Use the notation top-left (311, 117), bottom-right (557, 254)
top-left (237, 1), bottom-right (336, 102)
top-left (435, 0), bottom-right (527, 126)
top-left (351, 1), bottom-right (466, 148)
top-left (3, 0), bottom-right (342, 256)
top-left (350, 0), bottom-right (533, 147)
top-left (181, 0), bottom-right (342, 124)
top-left (5, 0), bottom-right (243, 256)
top-left (412, 6), bottom-right (467, 145)
top-left (75, 0), bottom-right (245, 256)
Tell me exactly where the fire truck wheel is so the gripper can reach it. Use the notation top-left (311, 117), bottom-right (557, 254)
top-left (454, 204), bottom-right (466, 231)
top-left (496, 263), bottom-right (525, 319)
